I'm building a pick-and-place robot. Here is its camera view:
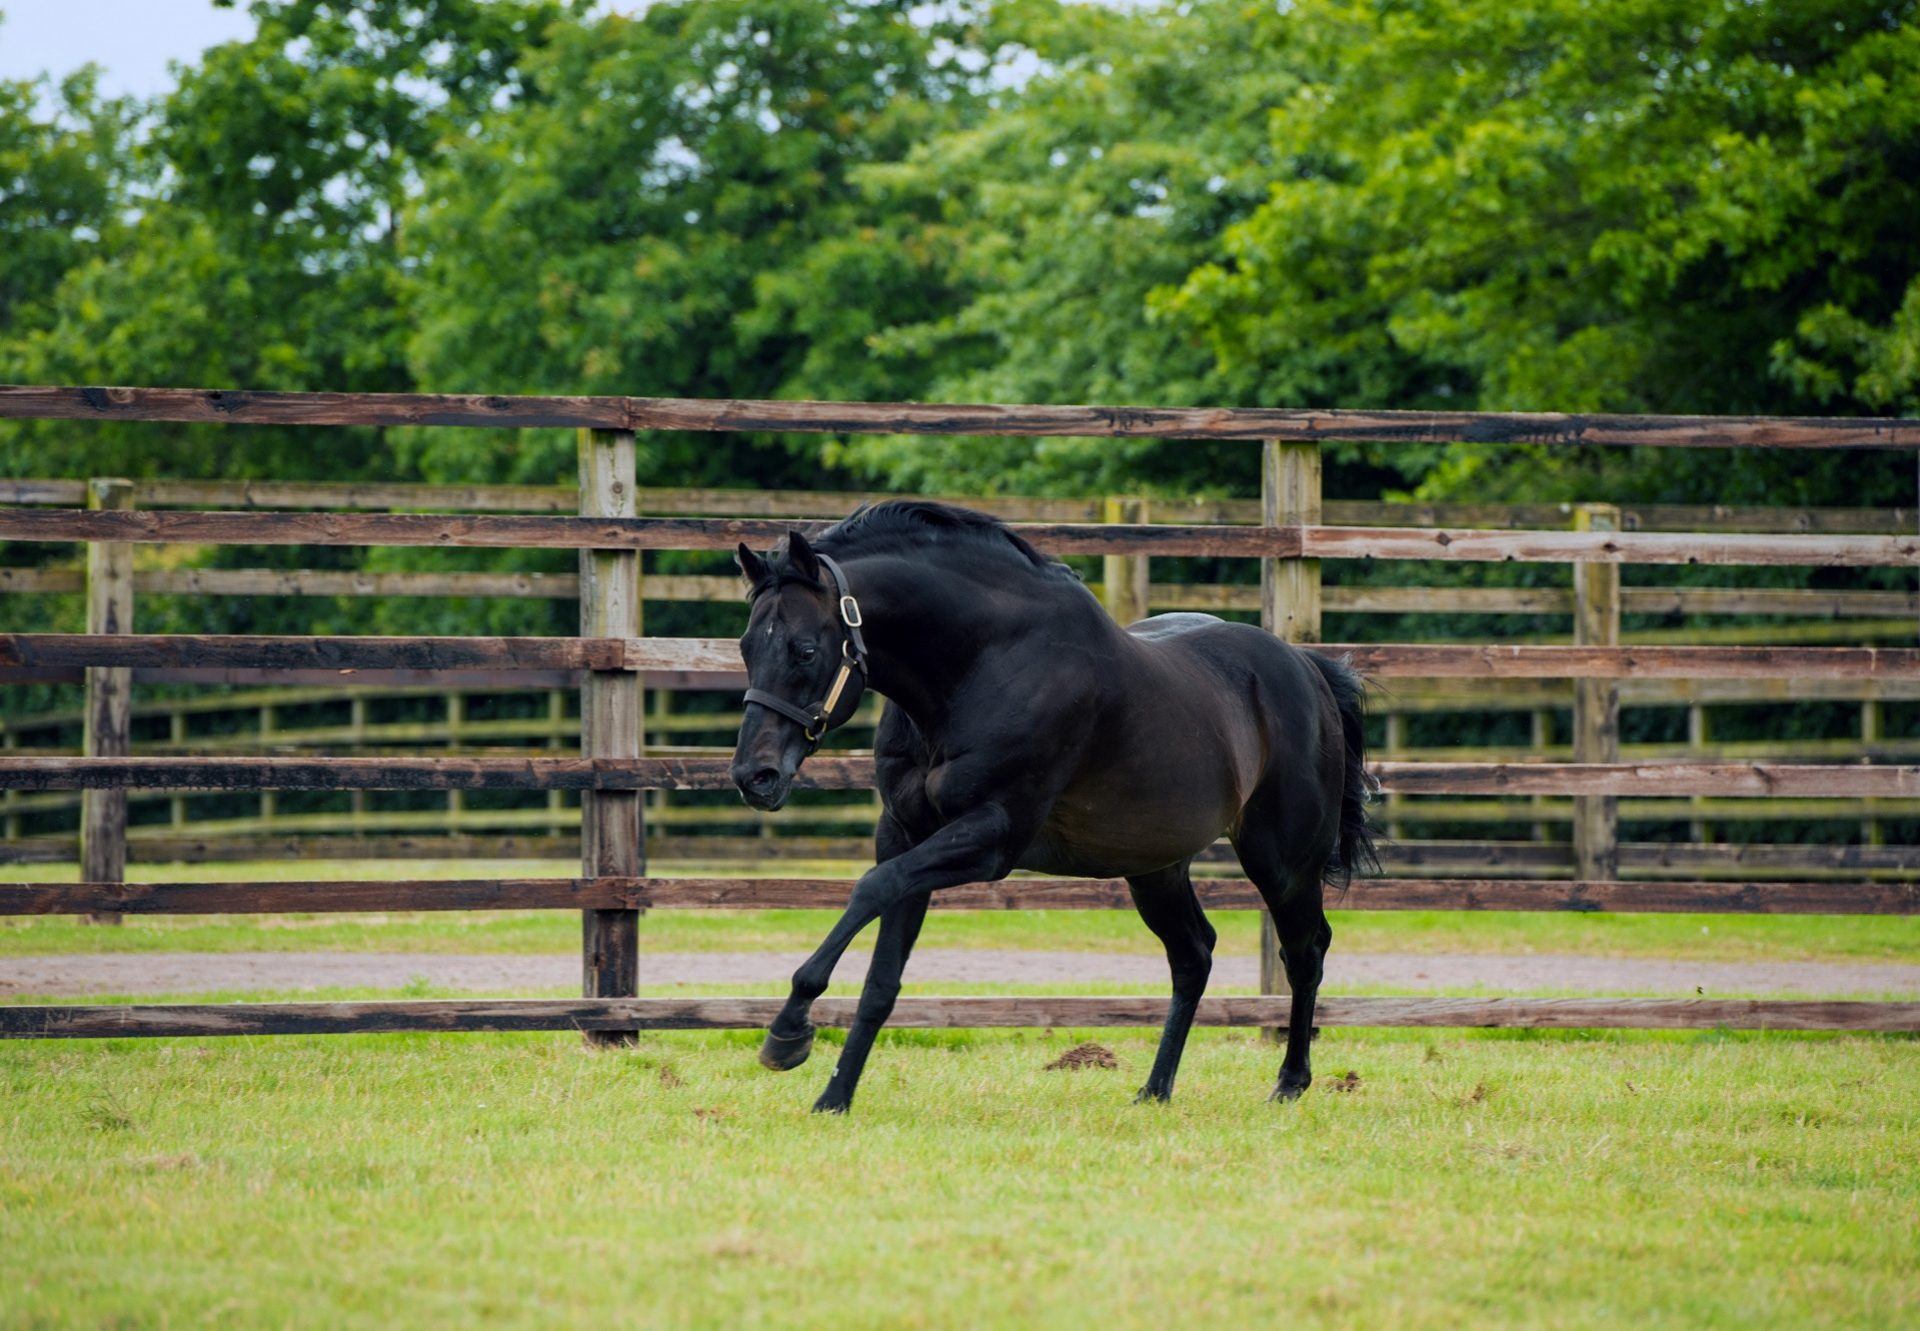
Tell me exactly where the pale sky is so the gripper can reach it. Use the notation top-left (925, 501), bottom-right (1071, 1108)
top-left (0, 0), bottom-right (256, 100)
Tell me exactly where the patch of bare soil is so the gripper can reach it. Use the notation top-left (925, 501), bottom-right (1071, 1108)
top-left (1327, 1070), bottom-right (1363, 1093)
top-left (1044, 1042), bottom-right (1119, 1072)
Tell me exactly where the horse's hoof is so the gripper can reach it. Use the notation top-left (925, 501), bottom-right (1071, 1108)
top-left (758, 1025), bottom-right (814, 1072)
top-left (1133, 1086), bottom-right (1171, 1105)
top-left (1269, 1080), bottom-right (1309, 1103)
top-left (811, 1095), bottom-right (850, 1115)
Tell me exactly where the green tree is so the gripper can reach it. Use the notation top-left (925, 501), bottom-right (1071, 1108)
top-left (2, 0), bottom-right (573, 484)
top-left (0, 66), bottom-right (137, 347)
top-left (815, 0), bottom-right (1293, 497)
top-left (402, 0), bottom-right (1000, 496)
top-left (1156, 0), bottom-right (1920, 507)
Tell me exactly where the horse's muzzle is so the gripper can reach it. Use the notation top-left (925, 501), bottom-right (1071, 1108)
top-left (732, 763), bottom-right (791, 811)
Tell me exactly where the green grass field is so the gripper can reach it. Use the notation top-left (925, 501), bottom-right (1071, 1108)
top-left (5, 859), bottom-right (1917, 1326)
top-left (3, 1025), bottom-right (1916, 1329)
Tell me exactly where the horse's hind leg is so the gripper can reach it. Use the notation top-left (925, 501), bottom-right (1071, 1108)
top-left (1127, 860), bottom-right (1216, 1104)
top-left (1233, 830), bottom-right (1332, 1101)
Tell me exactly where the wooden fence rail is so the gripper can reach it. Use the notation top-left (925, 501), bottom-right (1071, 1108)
top-left (4, 383), bottom-right (1917, 446)
top-left (8, 634), bottom-right (1919, 680)
top-left (7, 568), bottom-right (1920, 636)
top-left (5, 996), bottom-right (1916, 1041)
top-left (7, 509), bottom-right (1920, 565)
top-left (3, 875), bottom-right (1914, 916)
top-left (5, 755), bottom-right (1920, 796)
top-left (1, 476), bottom-right (1916, 534)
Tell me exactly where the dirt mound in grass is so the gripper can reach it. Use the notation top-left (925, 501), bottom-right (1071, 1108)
top-left (1045, 1042), bottom-right (1119, 1071)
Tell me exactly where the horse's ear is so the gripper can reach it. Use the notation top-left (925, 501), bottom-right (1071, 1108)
top-left (736, 542), bottom-right (771, 588)
top-left (784, 529), bottom-right (821, 584)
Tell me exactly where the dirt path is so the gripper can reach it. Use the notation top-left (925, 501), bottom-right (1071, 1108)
top-left (3, 949), bottom-right (1918, 997)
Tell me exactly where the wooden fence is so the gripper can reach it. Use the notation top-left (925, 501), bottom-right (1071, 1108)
top-left (2, 385), bottom-right (1918, 1039)
top-left (5, 480), bottom-right (1919, 872)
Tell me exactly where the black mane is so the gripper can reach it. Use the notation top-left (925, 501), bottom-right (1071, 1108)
top-left (753, 501), bottom-right (1079, 592)
top-left (820, 501), bottom-right (1069, 572)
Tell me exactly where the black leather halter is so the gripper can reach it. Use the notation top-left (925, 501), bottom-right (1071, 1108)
top-left (742, 553), bottom-right (869, 751)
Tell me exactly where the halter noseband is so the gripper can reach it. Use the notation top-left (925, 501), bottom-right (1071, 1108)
top-left (742, 553), bottom-right (869, 750)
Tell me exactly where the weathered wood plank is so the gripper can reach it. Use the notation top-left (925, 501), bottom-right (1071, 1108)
top-left (140, 479), bottom-right (579, 512)
top-left (1101, 497), bottom-right (1151, 626)
top-left (0, 477), bottom-right (88, 504)
top-left (0, 567), bottom-right (85, 594)
top-left (80, 479), bottom-right (133, 926)
top-left (0, 509), bottom-right (1296, 558)
top-left (1330, 644), bottom-right (1920, 679)
top-left (0, 633), bottom-right (639, 671)
top-left (4, 832), bottom-right (1910, 877)
top-left (135, 569), bottom-right (584, 599)
top-left (0, 509), bottom-right (807, 550)
top-left (5, 756), bottom-right (1919, 796)
top-left (0, 384), bottom-right (628, 429)
top-left (3, 384), bottom-right (1917, 446)
top-left (578, 427), bottom-right (643, 1042)
top-left (1573, 505), bottom-right (1622, 881)
top-left (0, 755), bottom-right (826, 790)
top-left (10, 508), bottom-right (1920, 564)
top-left (1302, 527), bottom-right (1920, 566)
top-left (19, 564), bottom-right (1920, 622)
top-left (5, 994), bottom-right (1916, 1039)
top-left (1325, 501), bottom-right (1920, 535)
top-left (624, 397), bottom-right (1920, 449)
top-left (5, 875), bottom-right (1912, 917)
top-left (9, 476), bottom-right (1916, 532)
top-left (15, 564), bottom-right (1917, 621)
top-left (11, 635), bottom-right (1920, 681)
top-left (1261, 440), bottom-right (1323, 1019)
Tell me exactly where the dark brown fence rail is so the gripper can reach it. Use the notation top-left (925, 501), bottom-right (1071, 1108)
top-left (5, 383), bottom-right (1919, 446)
top-left (3, 385), bottom-right (1918, 1039)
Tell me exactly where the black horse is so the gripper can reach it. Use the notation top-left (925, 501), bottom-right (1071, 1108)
top-left (730, 501), bottom-right (1376, 1113)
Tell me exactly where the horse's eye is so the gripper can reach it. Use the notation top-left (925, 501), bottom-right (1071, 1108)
top-left (796, 644), bottom-right (817, 664)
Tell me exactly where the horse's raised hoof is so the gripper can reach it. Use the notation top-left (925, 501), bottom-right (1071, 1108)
top-left (1133, 1086), bottom-right (1171, 1105)
top-left (758, 1024), bottom-right (815, 1072)
top-left (1269, 1077), bottom-right (1310, 1103)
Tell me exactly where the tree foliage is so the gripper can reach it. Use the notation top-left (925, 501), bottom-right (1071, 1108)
top-left (1155, 0), bottom-right (1920, 506)
top-left (2, 0), bottom-right (1917, 517)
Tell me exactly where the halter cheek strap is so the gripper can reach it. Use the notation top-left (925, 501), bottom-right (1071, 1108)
top-left (742, 553), bottom-right (868, 749)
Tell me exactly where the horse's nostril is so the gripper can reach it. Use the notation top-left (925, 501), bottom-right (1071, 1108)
top-left (748, 768), bottom-right (780, 792)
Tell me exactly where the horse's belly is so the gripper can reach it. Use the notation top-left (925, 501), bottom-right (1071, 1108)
top-left (1018, 783), bottom-right (1232, 880)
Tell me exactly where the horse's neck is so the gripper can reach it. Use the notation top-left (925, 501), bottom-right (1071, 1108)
top-left (837, 552), bottom-right (1023, 730)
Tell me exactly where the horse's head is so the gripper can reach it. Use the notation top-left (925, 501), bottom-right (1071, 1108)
top-left (731, 530), bottom-right (867, 811)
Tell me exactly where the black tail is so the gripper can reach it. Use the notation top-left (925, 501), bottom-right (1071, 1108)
top-left (1306, 651), bottom-right (1380, 887)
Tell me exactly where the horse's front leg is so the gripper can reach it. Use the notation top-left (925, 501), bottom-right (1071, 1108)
top-left (758, 802), bottom-right (1023, 1092)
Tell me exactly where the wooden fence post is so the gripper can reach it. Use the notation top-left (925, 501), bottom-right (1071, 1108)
top-left (1382, 711), bottom-right (1406, 842)
top-left (1573, 503), bottom-right (1621, 880)
top-left (81, 477), bottom-right (133, 924)
top-left (2, 729), bottom-right (19, 841)
top-left (579, 428), bottom-right (642, 1045)
top-left (1530, 708), bottom-right (1552, 841)
top-left (1688, 703), bottom-right (1711, 844)
top-left (1861, 699), bottom-right (1883, 847)
top-left (1260, 442), bottom-right (1321, 1037)
top-left (547, 687), bottom-right (568, 836)
top-left (1101, 496), bottom-right (1150, 625)
top-left (446, 692), bottom-right (466, 821)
